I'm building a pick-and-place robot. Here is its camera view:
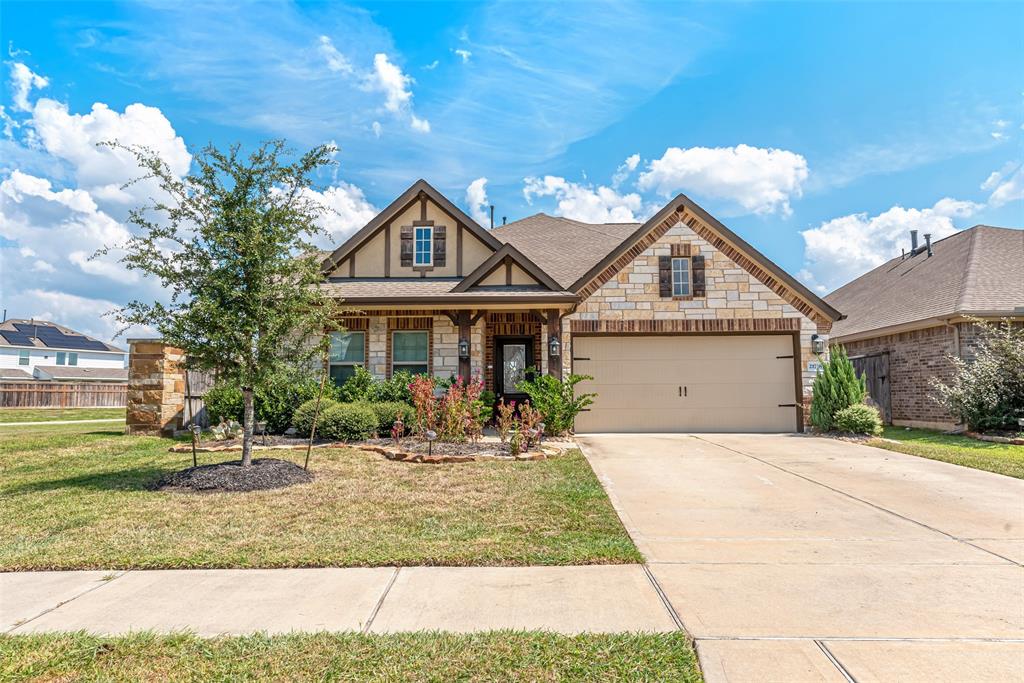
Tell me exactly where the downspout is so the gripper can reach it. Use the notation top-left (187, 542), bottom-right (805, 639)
top-left (944, 318), bottom-right (960, 359)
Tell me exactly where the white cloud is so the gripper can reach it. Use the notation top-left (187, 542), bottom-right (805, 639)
top-left (466, 177), bottom-right (489, 226)
top-left (8, 62), bottom-right (48, 112)
top-left (523, 175), bottom-right (643, 223)
top-left (295, 182), bottom-right (378, 248)
top-left (317, 35), bottom-right (353, 75)
top-left (371, 121), bottom-right (382, 138)
top-left (638, 144), bottom-right (809, 217)
top-left (800, 197), bottom-right (982, 292)
top-left (453, 48), bottom-right (472, 63)
top-left (32, 259), bottom-right (55, 273)
top-left (409, 115), bottom-right (430, 133)
top-left (611, 153), bottom-right (640, 189)
top-left (982, 162), bottom-right (1024, 207)
top-left (12, 289), bottom-right (154, 345)
top-left (366, 53), bottom-right (429, 133)
top-left (423, 60), bottom-right (439, 70)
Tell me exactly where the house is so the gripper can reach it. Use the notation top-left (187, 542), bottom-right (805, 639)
top-left (0, 319), bottom-right (128, 383)
top-left (825, 226), bottom-right (1023, 430)
top-left (318, 180), bottom-right (840, 433)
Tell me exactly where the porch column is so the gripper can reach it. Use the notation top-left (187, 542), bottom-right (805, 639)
top-left (546, 310), bottom-right (562, 380)
top-left (457, 310), bottom-right (472, 384)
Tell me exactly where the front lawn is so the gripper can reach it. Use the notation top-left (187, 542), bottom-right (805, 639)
top-left (0, 631), bottom-right (702, 682)
top-left (870, 427), bottom-right (1024, 479)
top-left (0, 407), bottom-right (126, 423)
top-left (0, 428), bottom-right (640, 570)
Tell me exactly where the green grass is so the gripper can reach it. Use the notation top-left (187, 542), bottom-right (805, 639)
top-left (0, 407), bottom-right (126, 423)
top-left (0, 428), bottom-right (641, 570)
top-left (0, 631), bottom-right (701, 682)
top-left (870, 426), bottom-right (1024, 479)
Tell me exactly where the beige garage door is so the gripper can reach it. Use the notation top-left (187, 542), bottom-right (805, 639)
top-left (572, 335), bottom-right (798, 433)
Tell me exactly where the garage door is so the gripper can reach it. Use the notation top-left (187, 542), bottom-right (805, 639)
top-left (572, 335), bottom-right (798, 433)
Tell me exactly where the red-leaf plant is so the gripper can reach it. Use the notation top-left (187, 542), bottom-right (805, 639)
top-left (495, 399), bottom-right (517, 444)
top-left (519, 401), bottom-right (543, 449)
top-left (408, 375), bottom-right (437, 435)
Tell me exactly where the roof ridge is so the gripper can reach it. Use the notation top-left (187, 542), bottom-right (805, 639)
top-left (954, 227), bottom-right (980, 312)
top-left (553, 215), bottom-right (639, 240)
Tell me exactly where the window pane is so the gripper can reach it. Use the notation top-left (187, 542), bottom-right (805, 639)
top-left (414, 226), bottom-right (432, 265)
top-left (329, 364), bottom-right (357, 388)
top-left (394, 363), bottom-right (428, 376)
top-left (672, 257), bottom-right (690, 296)
top-left (329, 331), bottom-right (364, 363)
top-left (68, 353), bottom-right (78, 366)
top-left (19, 350), bottom-right (29, 365)
top-left (393, 331), bottom-right (428, 362)
top-left (56, 352), bottom-right (66, 365)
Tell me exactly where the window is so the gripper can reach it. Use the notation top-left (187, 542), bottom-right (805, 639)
top-left (68, 352), bottom-right (78, 366)
top-left (18, 349), bottom-right (29, 366)
top-left (56, 352), bottom-right (66, 365)
top-left (672, 257), bottom-right (691, 297)
top-left (414, 226), bottom-right (432, 266)
top-left (328, 331), bottom-right (365, 387)
top-left (392, 330), bottom-right (428, 376)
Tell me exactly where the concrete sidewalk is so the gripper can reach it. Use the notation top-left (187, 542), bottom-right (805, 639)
top-left (2, 565), bottom-right (678, 636)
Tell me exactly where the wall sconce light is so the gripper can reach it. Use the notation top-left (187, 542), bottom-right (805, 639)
top-left (811, 334), bottom-right (826, 355)
top-left (458, 338), bottom-right (470, 359)
top-left (548, 335), bottom-right (561, 358)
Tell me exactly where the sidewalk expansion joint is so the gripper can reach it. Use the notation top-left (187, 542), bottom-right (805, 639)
top-left (642, 564), bottom-right (689, 635)
top-left (815, 639), bottom-right (857, 683)
top-left (5, 570), bottom-right (129, 634)
top-left (362, 567), bottom-right (399, 634)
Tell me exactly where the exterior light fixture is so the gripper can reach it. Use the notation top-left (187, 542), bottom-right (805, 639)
top-left (425, 429), bottom-right (437, 456)
top-left (548, 335), bottom-right (561, 358)
top-left (811, 334), bottom-right (826, 355)
top-left (458, 338), bottom-right (470, 359)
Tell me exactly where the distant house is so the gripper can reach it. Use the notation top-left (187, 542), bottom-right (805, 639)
top-left (0, 319), bottom-right (128, 383)
top-left (825, 226), bottom-right (1023, 430)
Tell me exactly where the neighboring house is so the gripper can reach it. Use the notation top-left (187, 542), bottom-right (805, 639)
top-left (825, 226), bottom-right (1023, 430)
top-left (0, 319), bottom-right (128, 383)
top-left (318, 180), bottom-right (840, 433)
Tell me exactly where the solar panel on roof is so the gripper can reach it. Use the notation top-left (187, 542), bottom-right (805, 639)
top-left (1, 331), bottom-right (34, 346)
top-left (8, 323), bottom-right (109, 351)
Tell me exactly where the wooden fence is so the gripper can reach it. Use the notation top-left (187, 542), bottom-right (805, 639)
top-left (183, 369), bottom-right (215, 428)
top-left (0, 382), bottom-right (128, 409)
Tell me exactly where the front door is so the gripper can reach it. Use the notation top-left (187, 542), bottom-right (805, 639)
top-left (494, 336), bottom-right (534, 406)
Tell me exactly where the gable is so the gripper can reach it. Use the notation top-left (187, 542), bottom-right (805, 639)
top-left (452, 243), bottom-right (564, 292)
top-left (322, 179), bottom-right (502, 279)
top-left (573, 195), bottom-right (841, 325)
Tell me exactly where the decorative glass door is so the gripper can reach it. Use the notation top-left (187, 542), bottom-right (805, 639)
top-left (502, 343), bottom-right (526, 390)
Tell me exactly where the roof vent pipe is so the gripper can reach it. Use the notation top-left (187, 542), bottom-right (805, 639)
top-left (910, 230), bottom-right (918, 252)
top-left (489, 205), bottom-right (495, 229)
top-left (924, 233), bottom-right (932, 257)
top-left (502, 216), bottom-right (507, 225)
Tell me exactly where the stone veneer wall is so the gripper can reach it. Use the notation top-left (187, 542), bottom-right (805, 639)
top-left (560, 220), bottom-right (830, 421)
top-left (125, 340), bottom-right (186, 436)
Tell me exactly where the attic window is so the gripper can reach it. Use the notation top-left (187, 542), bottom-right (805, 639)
top-left (672, 257), bottom-right (691, 297)
top-left (414, 226), bottom-right (433, 266)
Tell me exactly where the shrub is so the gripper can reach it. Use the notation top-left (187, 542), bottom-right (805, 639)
top-left (376, 370), bottom-right (415, 403)
top-left (291, 398), bottom-right (340, 438)
top-left (339, 367), bottom-right (415, 404)
top-left (932, 319), bottom-right (1024, 431)
top-left (515, 374), bottom-right (596, 436)
top-left (409, 375), bottom-right (437, 435)
top-left (810, 345), bottom-right (866, 431)
top-left (495, 400), bottom-right (516, 443)
top-left (834, 403), bottom-right (883, 435)
top-left (340, 365), bottom-right (376, 403)
top-left (205, 367), bottom-right (342, 434)
top-left (361, 401), bottom-right (415, 436)
top-left (318, 402), bottom-right (377, 441)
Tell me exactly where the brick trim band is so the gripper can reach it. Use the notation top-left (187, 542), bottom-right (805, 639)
top-left (570, 318), bottom-right (801, 334)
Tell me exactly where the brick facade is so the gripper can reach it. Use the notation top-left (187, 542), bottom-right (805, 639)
top-left (560, 219), bottom-right (830, 420)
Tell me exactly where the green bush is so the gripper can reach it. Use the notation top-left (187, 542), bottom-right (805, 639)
top-left (932, 320), bottom-right (1024, 431)
top-left (205, 367), bottom-right (342, 434)
top-left (360, 401), bottom-right (415, 435)
top-left (339, 367), bottom-right (414, 404)
top-left (834, 403), bottom-right (883, 435)
top-left (515, 374), bottom-right (596, 436)
top-left (291, 398), bottom-right (339, 438)
top-left (810, 345), bottom-right (867, 431)
top-left (318, 402), bottom-right (378, 441)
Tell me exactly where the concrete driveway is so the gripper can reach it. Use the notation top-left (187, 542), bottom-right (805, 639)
top-left (578, 433), bottom-right (1024, 683)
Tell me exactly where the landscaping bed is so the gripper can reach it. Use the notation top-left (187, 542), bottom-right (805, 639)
top-left (0, 428), bottom-right (640, 569)
top-left (0, 631), bottom-right (702, 682)
top-left (150, 458), bottom-right (313, 493)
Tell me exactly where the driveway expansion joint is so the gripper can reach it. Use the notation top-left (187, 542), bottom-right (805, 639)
top-left (642, 564), bottom-right (688, 634)
top-left (362, 566), bottom-right (399, 634)
top-left (815, 640), bottom-right (857, 683)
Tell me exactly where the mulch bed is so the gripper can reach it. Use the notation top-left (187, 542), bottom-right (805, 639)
top-left (363, 437), bottom-right (514, 456)
top-left (150, 458), bottom-right (314, 493)
top-left (168, 436), bottom-right (341, 453)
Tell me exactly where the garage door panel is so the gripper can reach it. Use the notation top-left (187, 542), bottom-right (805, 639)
top-left (573, 335), bottom-right (798, 433)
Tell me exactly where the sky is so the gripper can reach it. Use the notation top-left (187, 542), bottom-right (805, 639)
top-left (1, 0), bottom-right (1022, 344)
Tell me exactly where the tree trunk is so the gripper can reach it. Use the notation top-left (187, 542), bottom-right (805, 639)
top-left (241, 387), bottom-right (255, 467)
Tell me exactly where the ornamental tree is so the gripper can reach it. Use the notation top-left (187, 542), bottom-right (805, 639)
top-left (103, 140), bottom-right (339, 466)
top-left (810, 344), bottom-right (866, 431)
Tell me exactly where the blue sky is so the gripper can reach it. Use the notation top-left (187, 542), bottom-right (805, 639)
top-left (1, 1), bottom-right (1022, 343)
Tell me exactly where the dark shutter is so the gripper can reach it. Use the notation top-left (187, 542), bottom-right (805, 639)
top-left (658, 255), bottom-right (672, 297)
top-left (433, 225), bottom-right (446, 267)
top-left (692, 254), bottom-right (706, 297)
top-left (400, 225), bottom-right (413, 267)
